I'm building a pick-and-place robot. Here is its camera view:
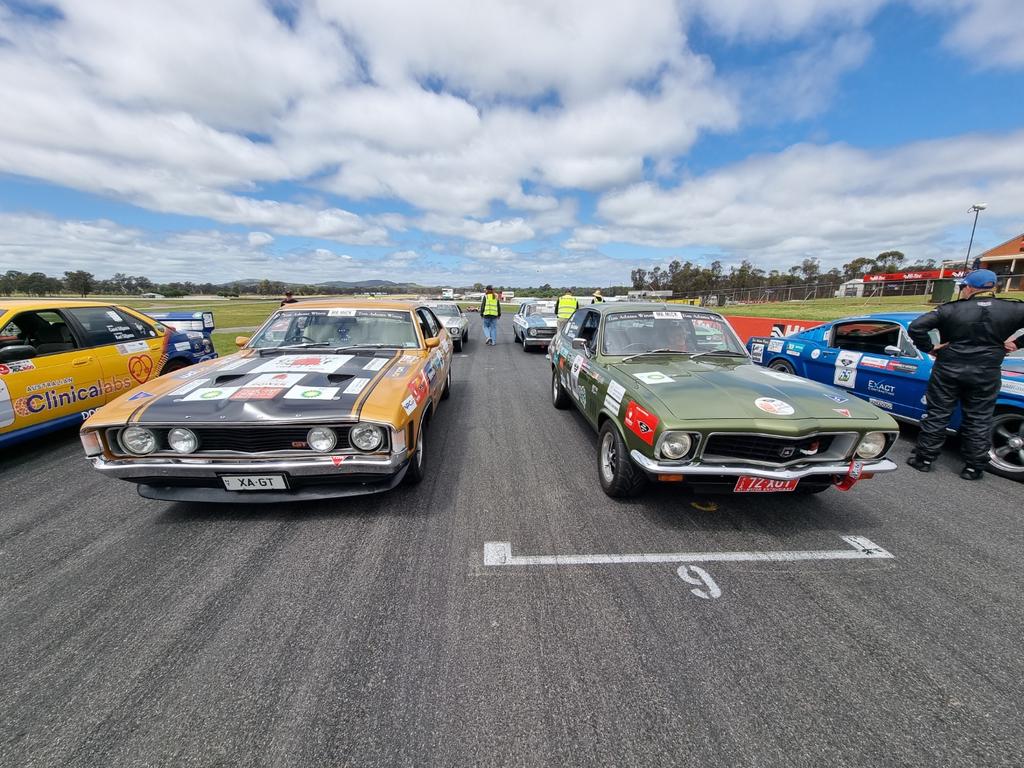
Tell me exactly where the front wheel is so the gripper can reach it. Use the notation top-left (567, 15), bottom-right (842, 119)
top-left (160, 358), bottom-right (189, 376)
top-left (522, 335), bottom-right (530, 352)
top-left (988, 409), bottom-right (1024, 480)
top-left (454, 338), bottom-right (463, 353)
top-left (552, 368), bottom-right (571, 409)
top-left (441, 369), bottom-right (451, 400)
top-left (405, 422), bottom-right (426, 484)
top-left (768, 358), bottom-right (795, 374)
top-left (598, 421), bottom-right (647, 498)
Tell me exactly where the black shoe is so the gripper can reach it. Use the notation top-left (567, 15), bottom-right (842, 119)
top-left (959, 466), bottom-right (984, 481)
top-left (907, 455), bottom-right (933, 472)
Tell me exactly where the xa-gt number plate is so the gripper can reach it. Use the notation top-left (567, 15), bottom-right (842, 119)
top-left (734, 476), bottom-right (799, 493)
top-left (222, 474), bottom-right (289, 491)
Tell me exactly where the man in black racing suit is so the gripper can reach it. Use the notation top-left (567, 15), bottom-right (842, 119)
top-left (907, 269), bottom-right (1024, 479)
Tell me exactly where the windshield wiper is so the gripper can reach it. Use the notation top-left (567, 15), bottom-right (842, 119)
top-left (620, 348), bottom-right (687, 362)
top-left (688, 350), bottom-right (749, 360)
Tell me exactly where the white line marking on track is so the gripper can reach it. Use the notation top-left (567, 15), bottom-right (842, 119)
top-left (482, 535), bottom-right (892, 567)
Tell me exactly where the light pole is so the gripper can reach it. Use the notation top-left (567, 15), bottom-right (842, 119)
top-left (963, 202), bottom-right (988, 269)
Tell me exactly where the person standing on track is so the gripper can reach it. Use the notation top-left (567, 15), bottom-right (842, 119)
top-left (555, 290), bottom-right (578, 332)
top-left (280, 290), bottom-right (298, 307)
top-left (591, 289), bottom-right (605, 303)
top-left (907, 269), bottom-right (1024, 480)
top-left (480, 286), bottom-right (501, 346)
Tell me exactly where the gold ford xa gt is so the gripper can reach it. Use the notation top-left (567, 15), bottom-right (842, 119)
top-left (79, 300), bottom-right (454, 502)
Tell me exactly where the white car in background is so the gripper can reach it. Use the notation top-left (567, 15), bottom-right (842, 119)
top-left (512, 300), bottom-right (558, 352)
top-left (427, 302), bottom-right (471, 352)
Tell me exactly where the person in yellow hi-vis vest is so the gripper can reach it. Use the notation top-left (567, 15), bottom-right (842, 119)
top-left (555, 290), bottom-right (578, 332)
top-left (480, 286), bottom-right (501, 346)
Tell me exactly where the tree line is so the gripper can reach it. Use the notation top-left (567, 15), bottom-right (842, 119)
top-left (630, 251), bottom-right (937, 295)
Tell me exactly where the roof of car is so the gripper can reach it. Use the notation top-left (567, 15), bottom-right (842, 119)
top-left (0, 299), bottom-right (124, 312)
top-left (278, 299), bottom-right (419, 311)
top-left (828, 312), bottom-right (923, 324)
top-left (595, 302), bottom-right (721, 314)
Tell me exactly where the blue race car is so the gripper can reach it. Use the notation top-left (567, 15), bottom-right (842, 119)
top-left (146, 311), bottom-right (218, 371)
top-left (747, 312), bottom-right (1024, 480)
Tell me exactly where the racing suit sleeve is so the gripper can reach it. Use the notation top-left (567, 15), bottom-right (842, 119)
top-left (908, 309), bottom-right (942, 353)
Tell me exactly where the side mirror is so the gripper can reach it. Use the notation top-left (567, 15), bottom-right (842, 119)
top-left (883, 345), bottom-right (901, 357)
top-left (425, 337), bottom-right (441, 349)
top-left (235, 336), bottom-right (250, 348)
top-left (571, 337), bottom-right (588, 351)
top-left (0, 344), bottom-right (37, 363)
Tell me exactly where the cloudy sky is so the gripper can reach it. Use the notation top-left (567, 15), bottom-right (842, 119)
top-left (1, 0), bottom-right (1023, 286)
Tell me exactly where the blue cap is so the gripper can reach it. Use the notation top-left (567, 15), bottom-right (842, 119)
top-left (963, 269), bottom-right (997, 289)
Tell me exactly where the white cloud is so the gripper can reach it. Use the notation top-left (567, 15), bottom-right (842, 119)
top-left (921, 0), bottom-right (1024, 69)
top-left (247, 232), bottom-right (274, 247)
top-left (588, 129), bottom-right (1024, 267)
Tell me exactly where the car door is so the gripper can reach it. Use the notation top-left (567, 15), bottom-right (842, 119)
top-left (63, 305), bottom-right (165, 401)
top-left (0, 309), bottom-right (106, 440)
top-left (569, 310), bottom-right (602, 423)
top-left (416, 307), bottom-right (449, 402)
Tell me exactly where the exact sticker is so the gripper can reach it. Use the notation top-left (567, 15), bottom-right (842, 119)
top-left (170, 378), bottom-right (210, 397)
top-left (767, 340), bottom-right (785, 353)
top-left (0, 360), bottom-right (36, 375)
top-left (283, 386), bottom-right (340, 400)
top-left (230, 387), bottom-right (281, 400)
top-left (116, 341), bottom-right (149, 355)
top-left (246, 373), bottom-right (306, 388)
top-left (861, 356), bottom-right (889, 369)
top-left (754, 397), bottom-right (795, 416)
top-left (363, 358), bottom-right (388, 371)
top-left (344, 377), bottom-right (370, 395)
top-left (624, 401), bottom-right (659, 445)
top-left (174, 341), bottom-right (193, 352)
top-left (250, 355), bottom-right (353, 374)
top-left (634, 371), bottom-right (673, 385)
top-left (182, 387), bottom-right (240, 401)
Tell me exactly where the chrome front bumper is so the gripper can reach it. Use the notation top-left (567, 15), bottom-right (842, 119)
top-left (91, 449), bottom-right (408, 480)
top-left (629, 451), bottom-right (898, 480)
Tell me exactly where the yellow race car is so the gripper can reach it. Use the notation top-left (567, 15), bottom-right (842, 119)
top-left (1, 300), bottom-right (213, 449)
top-left (79, 300), bottom-right (454, 502)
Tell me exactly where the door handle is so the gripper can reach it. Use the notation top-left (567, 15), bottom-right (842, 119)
top-left (72, 356), bottom-right (94, 367)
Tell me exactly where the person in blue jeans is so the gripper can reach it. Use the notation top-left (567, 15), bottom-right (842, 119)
top-left (480, 286), bottom-right (501, 345)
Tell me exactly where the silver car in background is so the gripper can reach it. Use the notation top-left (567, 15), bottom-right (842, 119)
top-left (427, 302), bottom-right (471, 352)
top-left (512, 300), bottom-right (558, 352)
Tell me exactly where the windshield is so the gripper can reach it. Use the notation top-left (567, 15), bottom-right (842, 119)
top-left (249, 309), bottom-right (420, 349)
top-left (534, 303), bottom-right (556, 317)
top-left (429, 304), bottom-right (460, 318)
top-left (602, 310), bottom-right (745, 356)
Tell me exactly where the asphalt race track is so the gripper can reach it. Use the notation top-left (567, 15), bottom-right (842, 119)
top-left (2, 315), bottom-right (1022, 768)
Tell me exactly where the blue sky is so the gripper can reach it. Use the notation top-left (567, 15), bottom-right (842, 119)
top-left (1, 0), bottom-right (1022, 286)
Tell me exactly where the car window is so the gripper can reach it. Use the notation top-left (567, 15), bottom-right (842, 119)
top-left (1, 310), bottom-right (79, 356)
top-left (422, 308), bottom-right (442, 337)
top-left (416, 308), bottom-right (441, 339)
top-left (65, 306), bottom-right (155, 347)
top-left (601, 310), bottom-right (745, 356)
top-left (579, 311), bottom-right (600, 350)
top-left (563, 309), bottom-right (585, 339)
top-left (249, 309), bottom-right (420, 349)
top-left (831, 321), bottom-right (901, 355)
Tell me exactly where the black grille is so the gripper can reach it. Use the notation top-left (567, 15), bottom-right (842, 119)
top-left (189, 426), bottom-right (352, 453)
top-left (531, 328), bottom-right (556, 338)
top-left (704, 434), bottom-right (834, 463)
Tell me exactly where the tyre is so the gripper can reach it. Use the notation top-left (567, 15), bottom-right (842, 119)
top-left (405, 420), bottom-right (427, 484)
top-left (441, 369), bottom-right (451, 401)
top-left (597, 421), bottom-right (648, 498)
top-left (159, 358), bottom-right (189, 376)
top-left (522, 335), bottom-right (530, 352)
top-left (768, 358), bottom-right (795, 374)
top-left (551, 367), bottom-right (571, 409)
top-left (988, 409), bottom-right (1024, 480)
top-left (454, 338), bottom-right (463, 353)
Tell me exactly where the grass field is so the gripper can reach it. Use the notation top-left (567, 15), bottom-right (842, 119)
top-left (110, 292), bottom-right (1024, 356)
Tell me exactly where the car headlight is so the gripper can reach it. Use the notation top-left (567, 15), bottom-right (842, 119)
top-left (121, 426), bottom-right (157, 455)
top-left (167, 427), bottom-right (199, 454)
top-left (448, 326), bottom-right (461, 336)
top-left (660, 432), bottom-right (693, 460)
top-left (528, 328), bottom-right (537, 337)
top-left (307, 427), bottom-right (337, 453)
top-left (350, 422), bottom-right (384, 452)
top-left (855, 432), bottom-right (887, 459)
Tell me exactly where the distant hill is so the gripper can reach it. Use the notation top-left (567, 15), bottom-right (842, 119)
top-left (226, 278), bottom-right (424, 290)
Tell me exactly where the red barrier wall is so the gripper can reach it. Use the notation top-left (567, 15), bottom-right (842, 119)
top-left (723, 315), bottom-right (825, 343)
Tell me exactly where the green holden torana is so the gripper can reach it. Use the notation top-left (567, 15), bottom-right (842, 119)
top-left (549, 303), bottom-right (900, 497)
